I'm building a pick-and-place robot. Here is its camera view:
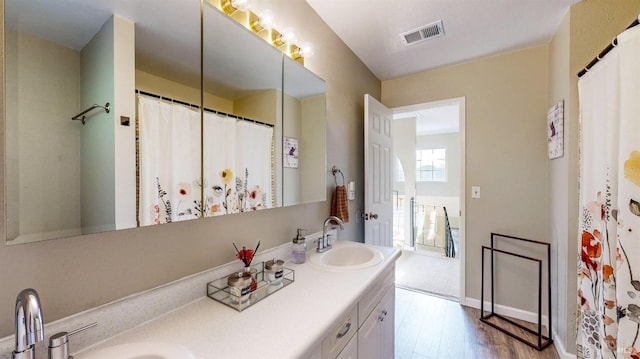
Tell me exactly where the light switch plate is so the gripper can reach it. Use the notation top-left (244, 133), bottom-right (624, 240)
top-left (471, 186), bottom-right (481, 199)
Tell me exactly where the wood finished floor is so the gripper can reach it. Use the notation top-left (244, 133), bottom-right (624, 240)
top-left (395, 288), bottom-right (560, 359)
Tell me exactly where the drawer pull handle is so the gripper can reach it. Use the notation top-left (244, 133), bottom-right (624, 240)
top-left (379, 309), bottom-right (388, 322)
top-left (336, 322), bottom-right (352, 339)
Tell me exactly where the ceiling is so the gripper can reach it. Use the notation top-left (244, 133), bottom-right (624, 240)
top-left (305, 0), bottom-right (581, 81)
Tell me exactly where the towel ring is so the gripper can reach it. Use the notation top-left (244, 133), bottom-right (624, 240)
top-left (332, 166), bottom-right (345, 186)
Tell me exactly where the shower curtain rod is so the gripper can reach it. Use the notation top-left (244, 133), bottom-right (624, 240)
top-left (578, 16), bottom-right (639, 78)
top-left (135, 89), bottom-right (274, 128)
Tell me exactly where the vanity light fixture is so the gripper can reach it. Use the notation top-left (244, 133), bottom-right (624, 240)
top-left (271, 29), bottom-right (286, 47)
top-left (279, 28), bottom-right (296, 45)
top-left (250, 9), bottom-right (274, 33)
top-left (249, 12), bottom-right (264, 33)
top-left (209, 0), bottom-right (312, 65)
top-left (291, 42), bottom-right (314, 60)
top-left (289, 44), bottom-right (302, 60)
top-left (221, 0), bottom-right (249, 15)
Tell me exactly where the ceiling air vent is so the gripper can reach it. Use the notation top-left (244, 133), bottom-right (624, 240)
top-left (401, 20), bottom-right (445, 46)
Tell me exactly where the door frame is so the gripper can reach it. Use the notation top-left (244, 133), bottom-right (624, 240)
top-left (392, 96), bottom-right (466, 304)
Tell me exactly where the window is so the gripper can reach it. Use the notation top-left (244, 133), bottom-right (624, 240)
top-left (416, 148), bottom-right (446, 182)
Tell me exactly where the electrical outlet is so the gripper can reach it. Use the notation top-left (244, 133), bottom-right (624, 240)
top-left (471, 186), bottom-right (481, 199)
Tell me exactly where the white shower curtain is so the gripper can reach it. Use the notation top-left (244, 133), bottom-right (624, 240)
top-left (138, 95), bottom-right (201, 226)
top-left (203, 111), bottom-right (273, 216)
top-left (577, 24), bottom-right (640, 359)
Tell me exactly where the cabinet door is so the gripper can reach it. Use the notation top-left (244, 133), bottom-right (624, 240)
top-left (357, 284), bottom-right (395, 359)
top-left (336, 334), bottom-right (358, 359)
top-left (357, 305), bottom-right (382, 359)
top-left (380, 286), bottom-right (395, 359)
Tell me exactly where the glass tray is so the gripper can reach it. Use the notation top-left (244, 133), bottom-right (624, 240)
top-left (207, 261), bottom-right (295, 312)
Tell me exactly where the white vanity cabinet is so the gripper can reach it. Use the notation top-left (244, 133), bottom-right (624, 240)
top-left (322, 265), bottom-right (396, 359)
top-left (357, 285), bottom-right (395, 359)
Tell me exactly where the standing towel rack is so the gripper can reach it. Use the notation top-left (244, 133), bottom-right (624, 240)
top-left (331, 166), bottom-right (345, 186)
top-left (71, 102), bottom-right (110, 125)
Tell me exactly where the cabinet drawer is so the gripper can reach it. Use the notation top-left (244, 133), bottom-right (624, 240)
top-left (358, 265), bottom-right (395, 328)
top-left (322, 304), bottom-right (358, 359)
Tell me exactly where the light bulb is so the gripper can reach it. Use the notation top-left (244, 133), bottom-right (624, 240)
top-left (281, 28), bottom-right (295, 44)
top-left (299, 42), bottom-right (314, 58)
top-left (259, 10), bottom-right (275, 30)
top-left (231, 0), bottom-right (250, 12)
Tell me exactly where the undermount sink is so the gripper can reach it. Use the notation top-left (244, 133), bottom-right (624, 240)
top-left (77, 342), bottom-right (195, 359)
top-left (309, 241), bottom-right (384, 271)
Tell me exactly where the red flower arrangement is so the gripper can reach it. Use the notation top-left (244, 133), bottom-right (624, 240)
top-left (233, 241), bottom-right (260, 267)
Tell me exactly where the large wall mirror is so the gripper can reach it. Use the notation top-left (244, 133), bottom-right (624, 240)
top-left (4, 0), bottom-right (326, 245)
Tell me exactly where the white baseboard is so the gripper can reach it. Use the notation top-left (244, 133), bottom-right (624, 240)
top-left (460, 297), bottom-right (577, 359)
top-left (465, 297), bottom-right (550, 326)
top-left (552, 328), bottom-right (577, 359)
top-left (464, 298), bottom-right (579, 359)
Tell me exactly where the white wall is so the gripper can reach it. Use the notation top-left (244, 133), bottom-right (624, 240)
top-left (392, 116), bottom-right (416, 244)
top-left (113, 16), bottom-right (136, 230)
top-left (415, 132), bottom-right (460, 197)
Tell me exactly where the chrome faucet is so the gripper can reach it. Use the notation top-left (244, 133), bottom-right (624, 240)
top-left (317, 216), bottom-right (344, 253)
top-left (12, 288), bottom-right (44, 359)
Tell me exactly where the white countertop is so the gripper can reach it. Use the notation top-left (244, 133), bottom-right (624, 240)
top-left (74, 241), bottom-right (401, 359)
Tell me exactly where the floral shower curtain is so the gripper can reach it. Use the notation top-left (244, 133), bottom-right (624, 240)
top-left (202, 111), bottom-right (273, 216)
top-left (577, 25), bottom-right (640, 358)
top-left (138, 95), bottom-right (202, 225)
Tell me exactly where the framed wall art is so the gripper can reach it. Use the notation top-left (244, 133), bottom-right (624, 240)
top-left (284, 137), bottom-right (299, 168)
top-left (547, 100), bottom-right (564, 159)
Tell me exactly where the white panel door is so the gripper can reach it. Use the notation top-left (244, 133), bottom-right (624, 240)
top-left (364, 94), bottom-right (393, 247)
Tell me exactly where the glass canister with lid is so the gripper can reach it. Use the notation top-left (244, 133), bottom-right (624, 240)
top-left (265, 258), bottom-right (285, 285)
top-left (227, 271), bottom-right (251, 305)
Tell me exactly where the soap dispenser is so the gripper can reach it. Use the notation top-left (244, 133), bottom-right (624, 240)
top-left (292, 229), bottom-right (307, 264)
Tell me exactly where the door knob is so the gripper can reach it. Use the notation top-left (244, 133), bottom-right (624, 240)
top-left (362, 212), bottom-right (379, 220)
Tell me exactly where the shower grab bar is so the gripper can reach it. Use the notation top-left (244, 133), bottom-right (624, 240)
top-left (71, 102), bottom-right (110, 125)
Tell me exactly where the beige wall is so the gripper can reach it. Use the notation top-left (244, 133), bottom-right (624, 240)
top-left (137, 70), bottom-right (233, 113)
top-left (300, 95), bottom-right (327, 204)
top-left (548, 10), bottom-right (572, 354)
top-left (282, 92), bottom-right (302, 205)
top-left (383, 45), bottom-right (550, 312)
top-left (5, 30), bottom-right (82, 242)
top-left (548, 1), bottom-right (640, 354)
top-left (234, 90), bottom-right (280, 126)
top-left (0, 0), bottom-right (380, 336)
